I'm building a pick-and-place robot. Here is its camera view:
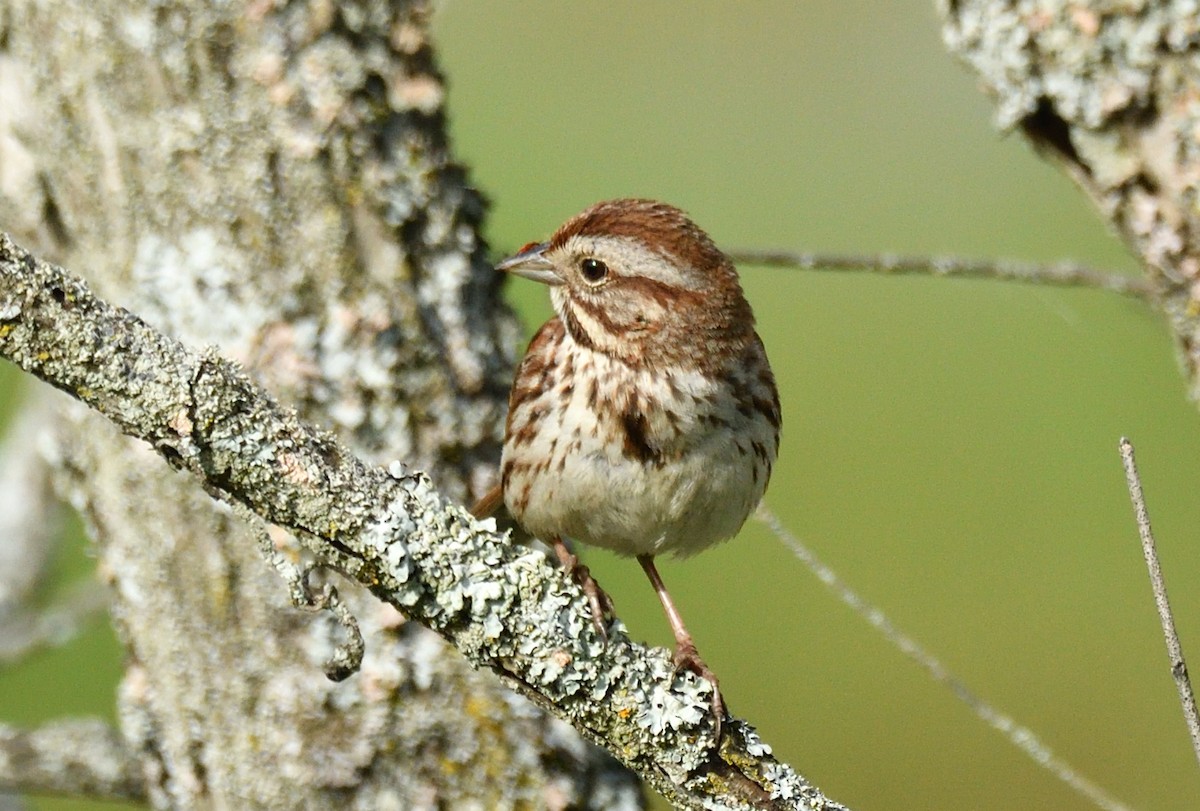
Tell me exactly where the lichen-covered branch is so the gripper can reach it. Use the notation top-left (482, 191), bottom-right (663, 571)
top-left (939, 1), bottom-right (1200, 399)
top-left (0, 720), bottom-right (145, 803)
top-left (0, 235), bottom-right (846, 810)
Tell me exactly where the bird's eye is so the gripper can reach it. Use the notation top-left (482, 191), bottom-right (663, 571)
top-left (580, 258), bottom-right (609, 283)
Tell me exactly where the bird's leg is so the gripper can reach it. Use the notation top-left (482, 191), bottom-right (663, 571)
top-left (470, 490), bottom-right (612, 634)
top-left (552, 536), bottom-right (614, 637)
top-left (638, 554), bottom-right (725, 737)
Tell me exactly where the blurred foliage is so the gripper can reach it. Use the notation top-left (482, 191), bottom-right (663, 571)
top-left (2, 2), bottom-right (1198, 809)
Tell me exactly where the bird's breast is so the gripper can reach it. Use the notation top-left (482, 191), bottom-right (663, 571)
top-left (502, 323), bottom-right (778, 558)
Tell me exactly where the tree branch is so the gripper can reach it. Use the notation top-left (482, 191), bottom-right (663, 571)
top-left (0, 720), bottom-right (145, 803)
top-left (0, 234), bottom-right (845, 810)
top-left (0, 1), bottom-right (631, 804)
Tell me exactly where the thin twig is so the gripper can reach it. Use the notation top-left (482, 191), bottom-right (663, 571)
top-left (755, 504), bottom-right (1134, 811)
top-left (0, 394), bottom-right (61, 611)
top-left (0, 580), bottom-right (110, 664)
top-left (729, 250), bottom-right (1157, 301)
top-left (1118, 438), bottom-right (1200, 768)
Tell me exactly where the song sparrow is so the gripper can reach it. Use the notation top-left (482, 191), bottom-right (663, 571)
top-left (473, 199), bottom-right (780, 729)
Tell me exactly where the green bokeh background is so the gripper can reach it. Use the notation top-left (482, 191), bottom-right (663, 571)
top-left (4, 2), bottom-right (1200, 809)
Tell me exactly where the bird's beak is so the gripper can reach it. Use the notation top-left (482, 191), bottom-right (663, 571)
top-left (496, 242), bottom-right (562, 285)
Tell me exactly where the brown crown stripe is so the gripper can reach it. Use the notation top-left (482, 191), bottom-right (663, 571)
top-left (549, 198), bottom-right (727, 278)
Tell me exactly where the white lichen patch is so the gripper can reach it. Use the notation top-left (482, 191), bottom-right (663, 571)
top-left (529, 649), bottom-right (570, 686)
top-left (763, 761), bottom-right (809, 803)
top-left (462, 564), bottom-right (507, 641)
top-left (741, 725), bottom-right (773, 757)
top-left (589, 662), bottom-right (621, 703)
top-left (635, 680), bottom-right (708, 737)
top-left (0, 295), bottom-right (19, 322)
top-left (357, 489), bottom-right (422, 605)
top-left (133, 229), bottom-right (269, 352)
top-left (117, 8), bottom-right (155, 51)
top-left (209, 422), bottom-right (272, 458)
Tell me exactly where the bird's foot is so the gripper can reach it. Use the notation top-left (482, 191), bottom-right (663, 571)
top-left (673, 639), bottom-right (725, 740)
top-left (552, 537), bottom-right (615, 638)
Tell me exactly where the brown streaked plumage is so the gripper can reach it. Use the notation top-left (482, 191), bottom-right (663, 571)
top-left (473, 199), bottom-right (781, 737)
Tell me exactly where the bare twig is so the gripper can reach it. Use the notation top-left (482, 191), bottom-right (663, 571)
top-left (729, 250), bottom-right (1156, 301)
top-left (1118, 438), bottom-right (1200, 768)
top-left (0, 719), bottom-right (145, 802)
top-left (755, 504), bottom-right (1133, 811)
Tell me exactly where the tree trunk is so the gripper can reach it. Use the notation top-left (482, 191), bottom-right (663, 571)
top-left (0, 1), bottom-right (639, 807)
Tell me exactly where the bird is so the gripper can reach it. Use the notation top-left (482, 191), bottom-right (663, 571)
top-left (472, 198), bottom-right (780, 731)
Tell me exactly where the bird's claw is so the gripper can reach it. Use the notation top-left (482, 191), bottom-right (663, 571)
top-left (673, 640), bottom-right (725, 740)
top-left (552, 538), bottom-right (615, 639)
